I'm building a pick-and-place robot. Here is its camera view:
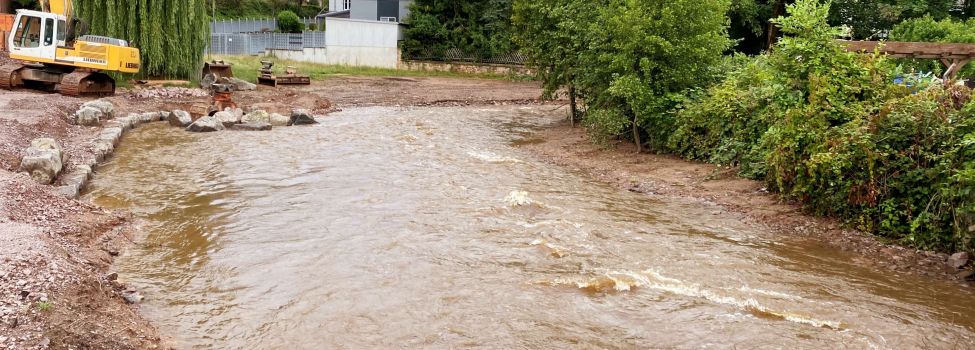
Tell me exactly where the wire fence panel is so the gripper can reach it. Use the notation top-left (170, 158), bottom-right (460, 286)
top-left (206, 32), bottom-right (329, 55)
top-left (402, 48), bottom-right (527, 65)
top-left (211, 18), bottom-right (322, 33)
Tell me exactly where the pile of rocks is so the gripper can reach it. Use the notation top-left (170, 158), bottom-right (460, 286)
top-left (128, 87), bottom-right (210, 99)
top-left (24, 99), bottom-right (325, 197)
top-left (182, 108), bottom-right (319, 133)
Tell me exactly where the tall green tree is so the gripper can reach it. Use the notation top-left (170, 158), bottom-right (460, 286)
top-left (402, 0), bottom-right (514, 58)
top-left (76, 0), bottom-right (210, 79)
top-left (515, 0), bottom-right (731, 152)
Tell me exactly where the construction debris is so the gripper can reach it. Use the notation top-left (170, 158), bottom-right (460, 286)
top-left (258, 61), bottom-right (311, 87)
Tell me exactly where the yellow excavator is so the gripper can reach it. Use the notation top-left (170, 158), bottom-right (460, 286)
top-left (1, 0), bottom-right (140, 96)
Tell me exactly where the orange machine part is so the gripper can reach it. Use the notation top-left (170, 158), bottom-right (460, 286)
top-left (0, 14), bottom-right (14, 52)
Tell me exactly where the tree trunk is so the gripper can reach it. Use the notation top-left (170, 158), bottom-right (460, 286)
top-left (568, 83), bottom-right (578, 128)
top-left (766, 0), bottom-right (790, 50)
top-left (632, 114), bottom-right (642, 153)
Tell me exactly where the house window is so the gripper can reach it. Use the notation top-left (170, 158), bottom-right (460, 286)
top-left (379, 17), bottom-right (397, 22)
top-left (343, 0), bottom-right (351, 10)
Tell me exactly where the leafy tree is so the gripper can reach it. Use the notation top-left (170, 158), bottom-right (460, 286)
top-left (829, 0), bottom-right (959, 39)
top-left (402, 0), bottom-right (514, 58)
top-left (277, 10), bottom-right (304, 33)
top-left (76, 0), bottom-right (210, 79)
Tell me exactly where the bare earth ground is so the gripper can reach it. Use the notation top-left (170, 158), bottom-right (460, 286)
top-left (0, 75), bottom-right (968, 349)
top-left (518, 121), bottom-right (968, 283)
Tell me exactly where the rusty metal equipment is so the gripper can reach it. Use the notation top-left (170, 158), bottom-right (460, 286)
top-left (189, 83), bottom-right (238, 118)
top-left (257, 61), bottom-right (310, 87)
top-left (201, 60), bottom-right (235, 89)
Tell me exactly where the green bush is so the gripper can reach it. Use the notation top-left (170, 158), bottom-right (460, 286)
top-left (307, 23), bottom-right (317, 31)
top-left (277, 10), bottom-right (305, 33)
top-left (671, 0), bottom-right (975, 252)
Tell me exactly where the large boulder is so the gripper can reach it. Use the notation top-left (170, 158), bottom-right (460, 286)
top-left (269, 113), bottom-right (290, 127)
top-left (232, 122), bottom-right (272, 131)
top-left (186, 116), bottom-right (225, 132)
top-left (74, 106), bottom-right (103, 126)
top-left (241, 110), bottom-right (270, 124)
top-left (217, 77), bottom-right (257, 91)
top-left (19, 138), bottom-right (65, 184)
top-left (81, 99), bottom-right (115, 119)
top-left (289, 109), bottom-right (318, 126)
top-left (949, 252), bottom-right (970, 269)
top-left (213, 111), bottom-right (239, 127)
top-left (168, 110), bottom-right (193, 127)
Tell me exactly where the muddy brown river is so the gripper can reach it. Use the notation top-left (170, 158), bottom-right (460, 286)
top-left (86, 106), bottom-right (975, 349)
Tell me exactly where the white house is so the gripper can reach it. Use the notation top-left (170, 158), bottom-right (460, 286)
top-left (326, 0), bottom-right (413, 22)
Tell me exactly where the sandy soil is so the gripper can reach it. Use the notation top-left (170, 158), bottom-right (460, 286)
top-left (519, 120), bottom-right (970, 283)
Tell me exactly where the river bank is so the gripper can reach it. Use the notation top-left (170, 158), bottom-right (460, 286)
top-left (0, 75), bottom-right (547, 349)
top-left (1, 73), bottom-right (971, 348)
top-left (519, 120), bottom-right (972, 283)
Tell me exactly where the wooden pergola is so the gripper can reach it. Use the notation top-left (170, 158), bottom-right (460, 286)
top-left (840, 40), bottom-right (975, 79)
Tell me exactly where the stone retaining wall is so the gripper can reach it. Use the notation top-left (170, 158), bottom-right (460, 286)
top-left (57, 111), bottom-right (169, 198)
top-left (399, 60), bottom-right (535, 77)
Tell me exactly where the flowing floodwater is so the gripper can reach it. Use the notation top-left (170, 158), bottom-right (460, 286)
top-left (86, 106), bottom-right (975, 349)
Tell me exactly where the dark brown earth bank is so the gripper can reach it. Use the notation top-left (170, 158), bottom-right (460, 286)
top-left (518, 119), bottom-right (974, 284)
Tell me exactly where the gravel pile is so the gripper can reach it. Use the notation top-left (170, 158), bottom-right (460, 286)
top-left (128, 87), bottom-right (209, 99)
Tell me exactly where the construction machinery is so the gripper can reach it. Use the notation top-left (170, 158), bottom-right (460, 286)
top-left (1, 0), bottom-right (140, 96)
top-left (200, 60), bottom-right (234, 89)
top-left (257, 60), bottom-right (310, 87)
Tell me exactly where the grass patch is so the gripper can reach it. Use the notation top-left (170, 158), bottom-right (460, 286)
top-left (210, 55), bottom-right (519, 82)
top-left (36, 301), bottom-right (52, 312)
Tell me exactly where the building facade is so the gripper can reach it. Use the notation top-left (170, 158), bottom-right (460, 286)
top-left (328, 0), bottom-right (413, 22)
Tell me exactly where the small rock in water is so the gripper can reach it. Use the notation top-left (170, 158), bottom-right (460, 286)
top-left (185, 116), bottom-right (225, 132)
top-left (231, 122), bottom-right (272, 131)
top-left (241, 110), bottom-right (270, 124)
top-left (214, 111), bottom-right (239, 127)
top-left (949, 252), bottom-right (970, 269)
top-left (168, 110), bottom-right (193, 127)
top-left (269, 113), bottom-right (290, 127)
top-left (290, 109), bottom-right (318, 125)
top-left (121, 290), bottom-right (143, 304)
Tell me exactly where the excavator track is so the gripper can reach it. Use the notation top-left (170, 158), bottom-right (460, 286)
top-left (60, 71), bottom-right (115, 97)
top-left (0, 63), bottom-right (25, 90)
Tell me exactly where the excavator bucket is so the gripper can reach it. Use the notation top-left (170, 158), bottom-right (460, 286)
top-left (201, 60), bottom-right (235, 89)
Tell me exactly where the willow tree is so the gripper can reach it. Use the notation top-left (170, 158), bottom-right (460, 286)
top-left (76, 0), bottom-right (210, 79)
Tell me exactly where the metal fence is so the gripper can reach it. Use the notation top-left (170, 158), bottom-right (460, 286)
top-left (402, 48), bottom-right (527, 65)
top-left (211, 18), bottom-right (322, 33)
top-left (207, 32), bottom-right (328, 55)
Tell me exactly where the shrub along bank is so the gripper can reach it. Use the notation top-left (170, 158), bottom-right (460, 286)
top-left (515, 0), bottom-right (975, 253)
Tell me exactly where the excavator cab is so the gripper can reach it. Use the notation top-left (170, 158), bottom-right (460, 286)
top-left (8, 10), bottom-right (61, 62)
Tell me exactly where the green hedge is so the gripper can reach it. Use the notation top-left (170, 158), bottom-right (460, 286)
top-left (670, 0), bottom-right (975, 252)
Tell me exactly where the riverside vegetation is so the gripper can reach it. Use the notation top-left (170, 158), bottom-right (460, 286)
top-left (510, 0), bottom-right (975, 254)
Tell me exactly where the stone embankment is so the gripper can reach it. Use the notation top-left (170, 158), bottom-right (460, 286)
top-left (18, 99), bottom-right (326, 200)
